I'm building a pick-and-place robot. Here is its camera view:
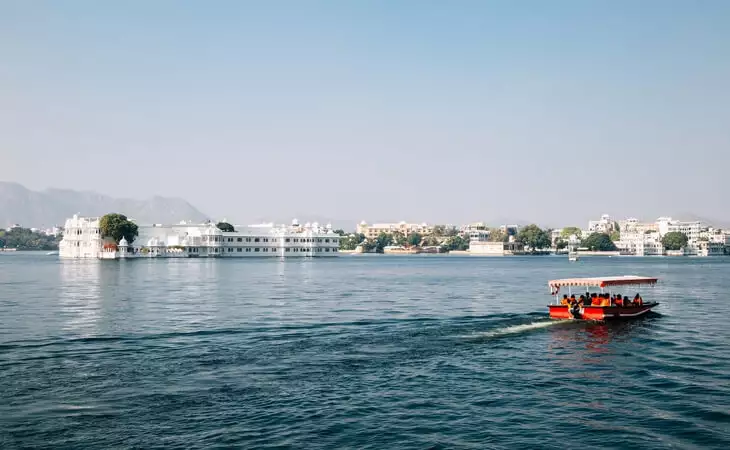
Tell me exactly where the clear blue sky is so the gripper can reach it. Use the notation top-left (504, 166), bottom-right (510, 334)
top-left (1, 1), bottom-right (728, 226)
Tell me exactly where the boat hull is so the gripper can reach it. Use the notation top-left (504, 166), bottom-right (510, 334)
top-left (548, 302), bottom-right (658, 321)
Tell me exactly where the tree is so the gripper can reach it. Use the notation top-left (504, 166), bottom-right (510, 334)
top-left (488, 229), bottom-right (507, 242)
top-left (662, 231), bottom-right (688, 251)
top-left (339, 233), bottom-right (366, 250)
top-left (374, 233), bottom-right (394, 253)
top-left (432, 225), bottom-right (446, 237)
top-left (555, 239), bottom-right (568, 250)
top-left (99, 213), bottom-right (139, 244)
top-left (423, 235), bottom-right (442, 247)
top-left (333, 229), bottom-right (347, 236)
top-left (442, 235), bottom-right (469, 251)
top-left (0, 228), bottom-right (60, 250)
top-left (392, 232), bottom-right (407, 246)
top-left (609, 229), bottom-right (620, 242)
top-left (407, 232), bottom-right (422, 247)
top-left (560, 227), bottom-right (582, 239)
top-left (516, 224), bottom-right (552, 251)
top-left (216, 222), bottom-right (235, 232)
top-left (581, 233), bottom-right (617, 251)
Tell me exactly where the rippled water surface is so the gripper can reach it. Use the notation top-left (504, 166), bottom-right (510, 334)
top-left (2, 253), bottom-right (730, 449)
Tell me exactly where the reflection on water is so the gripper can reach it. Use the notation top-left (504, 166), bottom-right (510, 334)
top-left (58, 260), bottom-right (102, 337)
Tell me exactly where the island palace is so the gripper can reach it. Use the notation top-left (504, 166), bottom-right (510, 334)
top-left (59, 215), bottom-right (340, 259)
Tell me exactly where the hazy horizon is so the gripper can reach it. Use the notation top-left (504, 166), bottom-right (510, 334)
top-left (2, 1), bottom-right (729, 226)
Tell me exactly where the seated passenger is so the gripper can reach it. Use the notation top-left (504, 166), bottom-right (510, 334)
top-left (561, 294), bottom-right (569, 305)
top-left (580, 295), bottom-right (589, 306)
top-left (624, 295), bottom-right (632, 306)
top-left (615, 295), bottom-right (623, 307)
top-left (603, 294), bottom-right (611, 307)
top-left (634, 293), bottom-right (643, 306)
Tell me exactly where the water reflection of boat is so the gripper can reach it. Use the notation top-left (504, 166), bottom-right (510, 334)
top-left (547, 276), bottom-right (659, 321)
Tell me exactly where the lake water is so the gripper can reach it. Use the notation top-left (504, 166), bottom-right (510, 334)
top-left (1, 253), bottom-right (729, 449)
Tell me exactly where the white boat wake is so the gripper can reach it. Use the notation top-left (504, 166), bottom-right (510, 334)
top-left (461, 320), bottom-right (562, 340)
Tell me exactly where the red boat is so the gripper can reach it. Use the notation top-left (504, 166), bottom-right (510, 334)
top-left (547, 276), bottom-right (659, 321)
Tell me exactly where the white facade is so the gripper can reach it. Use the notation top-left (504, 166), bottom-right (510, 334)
top-left (59, 215), bottom-right (104, 258)
top-left (657, 217), bottom-right (703, 255)
top-left (588, 214), bottom-right (614, 233)
top-left (468, 230), bottom-right (490, 242)
top-left (60, 216), bottom-right (340, 259)
top-left (698, 241), bottom-right (725, 256)
top-left (468, 241), bottom-right (523, 255)
top-left (616, 231), bottom-right (664, 256)
top-left (614, 216), bottom-right (725, 256)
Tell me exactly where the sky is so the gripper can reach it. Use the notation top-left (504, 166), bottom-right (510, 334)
top-left (1, 0), bottom-right (729, 227)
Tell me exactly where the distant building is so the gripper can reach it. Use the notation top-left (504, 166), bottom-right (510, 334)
top-left (356, 221), bottom-right (433, 239)
top-left (499, 225), bottom-right (519, 236)
top-left (468, 240), bottom-right (524, 256)
top-left (59, 215), bottom-right (340, 259)
top-left (657, 217), bottom-right (703, 255)
top-left (613, 216), bottom-right (726, 256)
top-left (588, 214), bottom-right (616, 234)
top-left (698, 241), bottom-right (725, 256)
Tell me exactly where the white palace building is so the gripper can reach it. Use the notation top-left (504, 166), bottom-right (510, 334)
top-left (59, 215), bottom-right (340, 259)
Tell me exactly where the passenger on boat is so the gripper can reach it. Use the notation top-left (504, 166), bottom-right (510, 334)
top-left (561, 294), bottom-right (569, 305)
top-left (601, 294), bottom-right (611, 307)
top-left (624, 295), bottom-right (631, 306)
top-left (634, 293), bottom-right (643, 306)
top-left (580, 294), bottom-right (588, 306)
top-left (615, 295), bottom-right (624, 307)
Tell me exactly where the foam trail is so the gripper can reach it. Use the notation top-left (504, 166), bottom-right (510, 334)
top-left (462, 320), bottom-right (562, 340)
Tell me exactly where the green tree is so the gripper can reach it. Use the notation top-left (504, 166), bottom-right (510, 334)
top-left (407, 232), bottom-right (422, 247)
top-left (333, 229), bottom-right (347, 236)
top-left (581, 233), bottom-right (617, 251)
top-left (339, 233), bottom-right (366, 250)
top-left (99, 213), bottom-right (139, 244)
top-left (488, 229), bottom-right (506, 242)
top-left (560, 227), bottom-right (582, 239)
top-left (423, 235), bottom-right (442, 247)
top-left (392, 232), bottom-right (407, 246)
top-left (216, 222), bottom-right (235, 232)
top-left (555, 239), bottom-right (568, 250)
top-left (442, 235), bottom-right (469, 251)
top-left (516, 224), bottom-right (552, 251)
top-left (609, 229), bottom-right (620, 242)
top-left (661, 231), bottom-right (688, 251)
top-left (432, 225), bottom-right (446, 237)
top-left (0, 228), bottom-right (60, 250)
top-left (374, 233), bottom-right (394, 253)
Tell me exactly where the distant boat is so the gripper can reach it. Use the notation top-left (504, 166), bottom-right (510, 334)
top-left (46, 251), bottom-right (58, 256)
top-left (568, 251), bottom-right (579, 262)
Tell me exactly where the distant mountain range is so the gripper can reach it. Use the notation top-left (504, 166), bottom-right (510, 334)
top-left (0, 182), bottom-right (209, 227)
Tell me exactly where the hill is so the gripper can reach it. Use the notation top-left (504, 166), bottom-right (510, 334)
top-left (0, 182), bottom-right (209, 227)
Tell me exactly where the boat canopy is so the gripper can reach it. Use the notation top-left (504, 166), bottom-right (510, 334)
top-left (548, 275), bottom-right (658, 289)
